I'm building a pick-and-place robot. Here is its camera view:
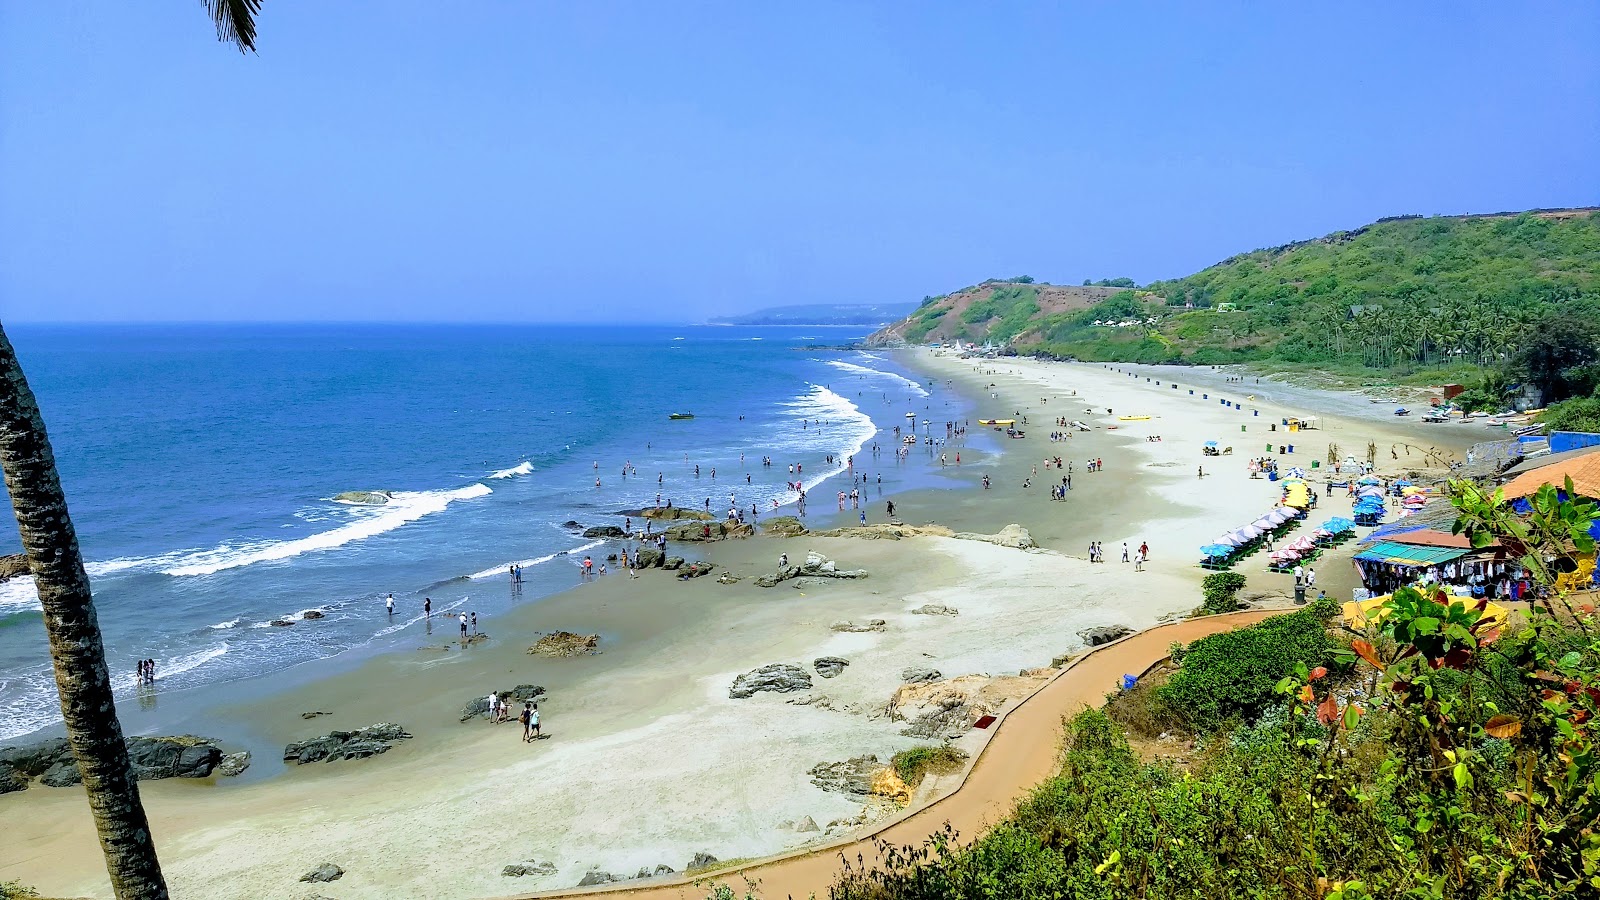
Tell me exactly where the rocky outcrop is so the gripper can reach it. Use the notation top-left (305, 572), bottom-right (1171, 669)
top-left (754, 551), bottom-right (868, 587)
top-left (217, 751), bottom-right (251, 777)
top-left (901, 667), bottom-right (943, 684)
top-left (912, 604), bottom-right (959, 616)
top-left (729, 663), bottom-right (812, 699)
top-left (460, 684), bottom-right (546, 721)
top-left (891, 672), bottom-right (1052, 740)
top-left (762, 516), bottom-right (808, 537)
top-left (952, 524), bottom-right (1037, 550)
top-left (332, 491), bottom-right (392, 505)
top-left (810, 756), bottom-right (912, 804)
top-left (561, 520), bottom-right (584, 532)
top-left (635, 547), bottom-right (665, 569)
top-left (301, 610), bottom-right (325, 620)
top-left (625, 507), bottom-right (714, 521)
top-left (831, 619), bottom-right (887, 633)
top-left (0, 554), bottom-right (27, 581)
top-left (687, 852), bottom-right (718, 870)
top-left (663, 556), bottom-right (685, 571)
top-left (663, 520), bottom-right (754, 542)
top-left (638, 864), bottom-right (677, 878)
top-left (583, 525), bottom-right (626, 539)
top-left (1, 735), bottom-right (228, 788)
top-left (300, 863), bottom-right (344, 883)
top-left (283, 724), bottom-right (411, 764)
top-left (578, 870), bottom-right (622, 887)
top-left (503, 861), bottom-right (558, 878)
top-left (529, 632), bottom-right (599, 658)
top-left (814, 656), bottom-right (850, 678)
top-left (0, 765), bottom-right (29, 794)
top-left (1078, 624), bottom-right (1134, 647)
top-left (677, 561), bottom-right (716, 579)
top-left (794, 815), bottom-right (821, 832)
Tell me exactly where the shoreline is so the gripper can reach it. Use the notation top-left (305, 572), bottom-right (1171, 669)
top-left (2, 351), bottom-right (1472, 900)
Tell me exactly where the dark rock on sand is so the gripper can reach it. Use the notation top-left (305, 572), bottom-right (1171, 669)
top-left (217, 751), bottom-right (251, 777)
top-left (635, 863), bottom-right (677, 879)
top-left (814, 656), bottom-right (850, 678)
top-left (901, 667), bottom-right (943, 684)
top-left (460, 684), bottom-right (546, 722)
top-left (688, 852), bottom-right (719, 870)
top-left (299, 863), bottom-right (344, 883)
top-left (911, 604), bottom-right (959, 616)
top-left (1078, 624), bottom-right (1134, 647)
top-left (583, 525), bottom-right (626, 539)
top-left (502, 861), bottom-right (557, 877)
top-left (0, 553), bottom-right (28, 581)
top-left (664, 520), bottom-right (755, 542)
top-left (301, 711), bottom-right (330, 720)
top-left (809, 755), bottom-right (884, 795)
top-left (529, 632), bottom-right (599, 658)
top-left (7, 735), bottom-right (226, 787)
top-left (794, 815), bottom-right (821, 832)
top-left (0, 738), bottom-right (68, 778)
top-left (729, 663), bottom-right (812, 699)
top-left (663, 556), bottom-right (685, 571)
top-left (0, 765), bottom-right (27, 794)
top-left (635, 547), bottom-right (665, 569)
top-left (678, 561), bottom-right (715, 579)
top-left (831, 619), bottom-right (886, 633)
top-left (754, 551), bottom-right (868, 587)
top-left (762, 516), bottom-right (808, 537)
top-left (577, 870), bottom-right (622, 886)
top-left (283, 723), bottom-right (411, 764)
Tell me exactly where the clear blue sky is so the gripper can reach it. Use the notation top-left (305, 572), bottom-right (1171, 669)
top-left (1, 3), bottom-right (1596, 323)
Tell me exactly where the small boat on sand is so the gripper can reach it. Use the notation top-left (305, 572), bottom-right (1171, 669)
top-left (668, 412), bottom-right (695, 420)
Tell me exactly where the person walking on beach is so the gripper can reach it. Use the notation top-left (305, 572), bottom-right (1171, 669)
top-left (1139, 541), bottom-right (1149, 560)
top-left (1122, 543), bottom-right (1130, 563)
top-left (520, 701), bottom-right (533, 742)
top-left (886, 500), bottom-right (895, 517)
top-left (487, 691), bottom-right (499, 723)
top-left (529, 702), bottom-right (541, 739)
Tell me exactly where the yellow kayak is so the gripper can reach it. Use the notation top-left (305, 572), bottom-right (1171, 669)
top-left (1117, 415), bottom-right (1152, 421)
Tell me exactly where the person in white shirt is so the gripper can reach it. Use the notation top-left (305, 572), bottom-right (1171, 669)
top-left (486, 692), bottom-right (499, 723)
top-left (385, 593), bottom-right (394, 615)
top-left (1293, 564), bottom-right (1304, 585)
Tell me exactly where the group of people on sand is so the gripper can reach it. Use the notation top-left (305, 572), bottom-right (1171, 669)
top-left (1085, 540), bottom-right (1149, 570)
top-left (484, 691), bottom-right (543, 742)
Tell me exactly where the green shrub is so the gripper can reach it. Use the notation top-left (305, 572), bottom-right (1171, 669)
top-left (1157, 609), bottom-right (1331, 730)
top-left (891, 745), bottom-right (968, 786)
top-left (1199, 571), bottom-right (1247, 614)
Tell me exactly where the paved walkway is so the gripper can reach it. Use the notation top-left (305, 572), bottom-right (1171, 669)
top-left (514, 609), bottom-right (1277, 900)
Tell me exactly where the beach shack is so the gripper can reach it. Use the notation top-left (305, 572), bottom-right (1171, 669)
top-left (1352, 528), bottom-right (1523, 602)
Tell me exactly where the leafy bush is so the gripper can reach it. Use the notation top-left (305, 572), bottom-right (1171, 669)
top-left (891, 745), bottom-right (968, 786)
top-left (0, 884), bottom-right (38, 900)
top-left (1199, 571), bottom-right (1247, 614)
top-left (1157, 609), bottom-right (1331, 730)
top-left (1539, 395), bottom-right (1600, 433)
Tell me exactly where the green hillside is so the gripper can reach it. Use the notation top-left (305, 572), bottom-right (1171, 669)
top-left (874, 209), bottom-right (1600, 374)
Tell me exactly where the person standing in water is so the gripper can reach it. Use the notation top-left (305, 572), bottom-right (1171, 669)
top-left (424, 597), bottom-right (432, 618)
top-left (386, 593), bottom-right (395, 616)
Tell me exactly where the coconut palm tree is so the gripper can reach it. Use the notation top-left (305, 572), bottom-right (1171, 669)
top-left (0, 9), bottom-right (261, 900)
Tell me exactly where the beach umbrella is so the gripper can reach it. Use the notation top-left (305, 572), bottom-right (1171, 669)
top-left (1239, 524), bottom-right (1264, 539)
top-left (1267, 508), bottom-right (1296, 524)
top-left (1251, 516), bottom-right (1276, 531)
top-left (1200, 544), bottom-right (1232, 558)
top-left (1226, 528), bottom-right (1253, 544)
top-left (1358, 476), bottom-right (1381, 486)
top-left (1290, 536), bottom-right (1316, 551)
top-left (1214, 533), bottom-right (1241, 547)
top-left (1203, 440), bottom-right (1218, 447)
top-left (1286, 467), bottom-right (1306, 478)
top-left (1395, 478), bottom-right (1413, 488)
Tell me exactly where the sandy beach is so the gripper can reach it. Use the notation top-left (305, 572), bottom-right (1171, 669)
top-left (1, 352), bottom-right (1479, 900)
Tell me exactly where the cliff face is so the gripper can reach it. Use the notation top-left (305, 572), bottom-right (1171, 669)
top-left (867, 282), bottom-right (1121, 347)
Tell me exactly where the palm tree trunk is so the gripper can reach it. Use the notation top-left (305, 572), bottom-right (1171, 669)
top-left (0, 324), bottom-right (169, 900)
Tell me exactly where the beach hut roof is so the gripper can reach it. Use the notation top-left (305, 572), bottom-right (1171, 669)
top-left (1500, 453), bottom-right (1600, 501)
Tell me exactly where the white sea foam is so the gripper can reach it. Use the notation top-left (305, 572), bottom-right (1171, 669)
top-left (154, 643), bottom-right (229, 681)
top-left (489, 461), bottom-right (534, 479)
top-left (825, 359), bottom-right (930, 398)
top-left (208, 616), bottom-right (244, 630)
top-left (771, 385), bottom-right (880, 505)
top-left (161, 483), bottom-right (493, 577)
top-left (467, 539), bottom-right (606, 580)
top-left (0, 576), bottom-right (40, 615)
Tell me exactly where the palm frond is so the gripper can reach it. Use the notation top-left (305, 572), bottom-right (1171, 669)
top-left (204, 0), bottom-right (262, 53)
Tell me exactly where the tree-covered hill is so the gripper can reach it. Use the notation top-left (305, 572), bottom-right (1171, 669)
top-left (870, 209), bottom-right (1600, 372)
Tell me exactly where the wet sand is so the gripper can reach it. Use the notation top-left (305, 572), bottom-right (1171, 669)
top-left (0, 351), bottom-right (1476, 900)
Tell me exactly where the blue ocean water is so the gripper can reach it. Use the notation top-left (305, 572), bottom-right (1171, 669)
top-left (0, 324), bottom-right (951, 740)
